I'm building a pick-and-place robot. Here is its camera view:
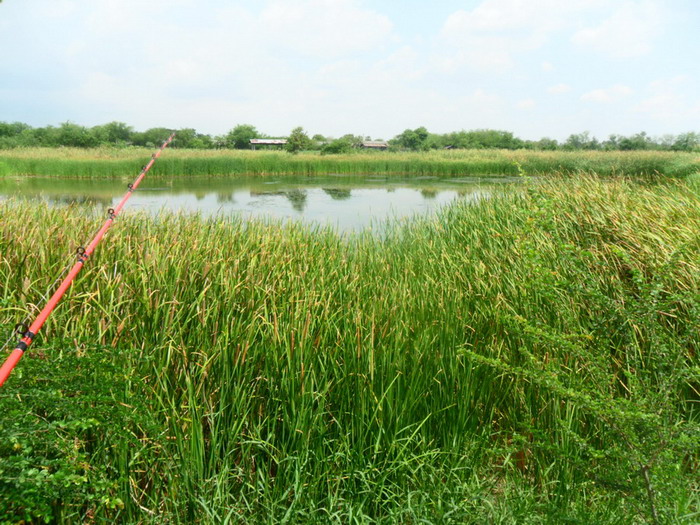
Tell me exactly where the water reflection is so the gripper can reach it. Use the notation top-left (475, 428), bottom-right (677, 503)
top-left (216, 192), bottom-right (235, 203)
top-left (0, 174), bottom-right (520, 232)
top-left (48, 195), bottom-right (112, 207)
top-left (285, 189), bottom-right (307, 212)
top-left (323, 188), bottom-right (352, 201)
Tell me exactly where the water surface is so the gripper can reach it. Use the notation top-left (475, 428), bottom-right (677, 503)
top-left (0, 174), bottom-right (520, 232)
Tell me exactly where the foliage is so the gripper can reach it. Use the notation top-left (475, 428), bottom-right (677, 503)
top-left (391, 126), bottom-right (430, 151)
top-left (91, 121), bottom-right (133, 146)
top-left (0, 175), bottom-right (698, 522)
top-left (171, 128), bottom-right (214, 149)
top-left (225, 124), bottom-right (259, 150)
top-left (0, 346), bottom-right (164, 523)
top-left (131, 127), bottom-right (173, 149)
top-left (285, 126), bottom-right (312, 153)
top-left (320, 137), bottom-right (354, 154)
top-left (532, 137), bottom-right (559, 150)
top-left (0, 121), bottom-right (30, 139)
top-left (672, 132), bottom-right (700, 152)
top-left (605, 131), bottom-right (654, 151)
top-left (441, 129), bottom-right (524, 150)
top-left (0, 120), bottom-right (699, 152)
top-left (1, 147), bottom-right (699, 178)
top-left (564, 131), bottom-right (601, 150)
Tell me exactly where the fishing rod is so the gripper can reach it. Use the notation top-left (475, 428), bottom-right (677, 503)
top-left (0, 132), bottom-right (176, 387)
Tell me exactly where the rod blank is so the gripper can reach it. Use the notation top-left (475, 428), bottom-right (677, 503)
top-left (0, 133), bottom-right (176, 386)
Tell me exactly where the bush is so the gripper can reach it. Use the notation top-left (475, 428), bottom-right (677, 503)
top-left (0, 346), bottom-right (164, 523)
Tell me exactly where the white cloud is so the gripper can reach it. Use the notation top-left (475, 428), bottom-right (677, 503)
top-left (634, 76), bottom-right (700, 122)
top-left (581, 85), bottom-right (633, 103)
top-left (442, 0), bottom-right (606, 34)
top-left (547, 83), bottom-right (571, 94)
top-left (635, 94), bottom-right (681, 120)
top-left (260, 0), bottom-right (394, 59)
top-left (439, 1), bottom-right (615, 72)
top-left (648, 75), bottom-right (689, 91)
top-left (374, 46), bottom-right (425, 82)
top-left (1, 0), bottom-right (694, 141)
top-left (572, 1), bottom-right (664, 58)
top-left (64, 0), bottom-right (400, 135)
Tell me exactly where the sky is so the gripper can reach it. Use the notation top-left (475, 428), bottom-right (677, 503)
top-left (1, 0), bottom-right (699, 141)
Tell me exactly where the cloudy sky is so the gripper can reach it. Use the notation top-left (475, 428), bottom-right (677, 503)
top-left (1, 0), bottom-right (698, 140)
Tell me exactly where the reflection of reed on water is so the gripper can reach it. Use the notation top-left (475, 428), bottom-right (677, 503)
top-left (249, 189), bottom-right (308, 212)
top-left (216, 192), bottom-right (235, 203)
top-left (250, 190), bottom-right (285, 196)
top-left (285, 189), bottom-right (307, 212)
top-left (48, 195), bottom-right (112, 206)
top-left (322, 188), bottom-right (352, 201)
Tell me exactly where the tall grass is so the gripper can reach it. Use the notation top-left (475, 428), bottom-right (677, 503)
top-left (1, 147), bottom-right (699, 177)
top-left (0, 176), bottom-right (698, 523)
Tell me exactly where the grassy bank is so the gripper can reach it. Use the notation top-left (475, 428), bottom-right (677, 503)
top-left (0, 176), bottom-right (698, 523)
top-left (1, 147), bottom-right (699, 177)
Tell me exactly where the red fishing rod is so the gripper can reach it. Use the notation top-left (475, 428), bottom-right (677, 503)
top-left (0, 133), bottom-right (176, 387)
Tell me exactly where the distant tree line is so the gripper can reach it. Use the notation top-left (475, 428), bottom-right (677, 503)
top-left (390, 127), bottom-right (700, 153)
top-left (0, 121), bottom-right (698, 153)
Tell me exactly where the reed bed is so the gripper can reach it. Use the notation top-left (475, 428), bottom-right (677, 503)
top-left (0, 176), bottom-right (698, 523)
top-left (1, 148), bottom-right (698, 178)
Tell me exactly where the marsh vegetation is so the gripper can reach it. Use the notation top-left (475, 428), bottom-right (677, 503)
top-left (1, 147), bottom-right (699, 178)
top-left (1, 175), bottom-right (698, 523)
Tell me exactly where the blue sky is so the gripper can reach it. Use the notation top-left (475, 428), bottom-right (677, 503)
top-left (1, 0), bottom-right (699, 140)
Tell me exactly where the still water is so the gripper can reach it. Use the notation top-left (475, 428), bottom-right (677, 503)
top-left (0, 174), bottom-right (520, 232)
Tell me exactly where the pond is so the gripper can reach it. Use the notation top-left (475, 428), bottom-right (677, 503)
top-left (0, 174), bottom-right (521, 232)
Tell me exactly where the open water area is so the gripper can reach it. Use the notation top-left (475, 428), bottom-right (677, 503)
top-left (0, 174), bottom-right (521, 233)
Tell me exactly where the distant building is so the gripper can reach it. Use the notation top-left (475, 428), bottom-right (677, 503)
top-left (250, 138), bottom-right (288, 150)
top-left (361, 141), bottom-right (388, 150)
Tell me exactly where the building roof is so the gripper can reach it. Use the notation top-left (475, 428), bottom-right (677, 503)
top-left (361, 141), bottom-right (388, 148)
top-left (250, 138), bottom-right (287, 145)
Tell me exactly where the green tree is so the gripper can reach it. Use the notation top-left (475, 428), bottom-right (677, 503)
top-left (212, 135), bottom-right (227, 149)
top-left (132, 127), bottom-right (173, 148)
top-left (56, 122), bottom-right (98, 148)
top-left (534, 137), bottom-right (559, 150)
top-left (0, 121), bottom-right (29, 138)
top-left (320, 134), bottom-right (368, 154)
top-left (91, 121), bottom-right (133, 145)
top-left (439, 129), bottom-right (523, 150)
top-left (226, 124), bottom-right (259, 149)
top-left (341, 134), bottom-right (364, 148)
top-left (171, 128), bottom-right (214, 149)
top-left (21, 125), bottom-right (57, 147)
top-left (285, 126), bottom-right (311, 153)
top-left (321, 138), bottom-right (350, 154)
top-left (321, 137), bottom-right (353, 154)
top-left (472, 129), bottom-right (523, 149)
top-left (564, 131), bottom-right (600, 150)
top-left (618, 131), bottom-right (652, 150)
top-left (603, 134), bottom-right (622, 150)
top-left (189, 134), bottom-right (214, 149)
top-left (0, 121), bottom-right (30, 148)
top-left (392, 126), bottom-right (429, 151)
top-left (671, 132), bottom-right (700, 152)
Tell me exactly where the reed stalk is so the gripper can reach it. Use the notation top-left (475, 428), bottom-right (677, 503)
top-left (0, 148), bottom-right (698, 177)
top-left (0, 175), bottom-right (698, 523)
